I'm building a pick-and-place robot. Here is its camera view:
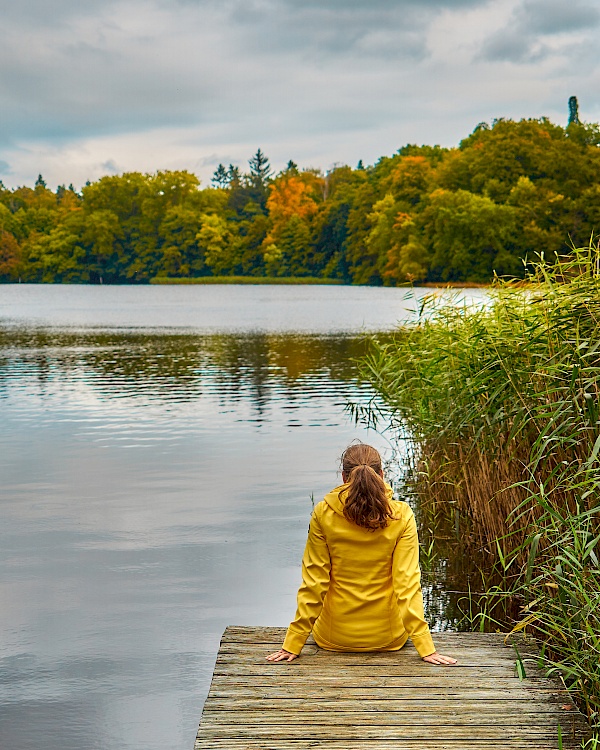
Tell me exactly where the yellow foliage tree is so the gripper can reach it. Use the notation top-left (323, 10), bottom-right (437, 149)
top-left (389, 156), bottom-right (433, 207)
top-left (384, 212), bottom-right (427, 283)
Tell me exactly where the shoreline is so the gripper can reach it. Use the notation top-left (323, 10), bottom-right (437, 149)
top-left (149, 276), bottom-right (344, 285)
top-left (2, 278), bottom-right (497, 288)
top-left (151, 276), bottom-right (492, 287)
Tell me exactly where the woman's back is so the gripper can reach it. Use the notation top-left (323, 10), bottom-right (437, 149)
top-left (289, 486), bottom-right (432, 653)
top-left (316, 488), bottom-right (405, 591)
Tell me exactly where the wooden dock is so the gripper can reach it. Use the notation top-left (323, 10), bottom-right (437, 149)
top-left (195, 626), bottom-right (590, 749)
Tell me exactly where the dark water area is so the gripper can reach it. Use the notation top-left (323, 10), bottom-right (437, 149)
top-left (0, 284), bottom-right (487, 750)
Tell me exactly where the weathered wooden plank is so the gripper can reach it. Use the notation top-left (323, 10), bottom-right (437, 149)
top-left (206, 686), bottom-right (569, 702)
top-left (216, 643), bottom-right (543, 657)
top-left (197, 724), bottom-right (588, 740)
top-left (212, 664), bottom-right (547, 679)
top-left (208, 674), bottom-right (554, 689)
top-left (194, 627), bottom-right (590, 750)
top-left (217, 645), bottom-right (541, 664)
top-left (201, 698), bottom-right (577, 712)
top-left (217, 656), bottom-right (539, 670)
top-left (200, 710), bottom-right (582, 726)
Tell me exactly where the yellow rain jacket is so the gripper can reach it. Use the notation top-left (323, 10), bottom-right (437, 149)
top-left (283, 484), bottom-right (436, 658)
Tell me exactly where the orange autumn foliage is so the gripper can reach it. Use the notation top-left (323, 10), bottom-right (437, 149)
top-left (0, 230), bottom-right (21, 278)
top-left (266, 174), bottom-right (322, 224)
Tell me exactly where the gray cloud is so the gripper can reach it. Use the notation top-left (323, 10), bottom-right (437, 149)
top-left (101, 159), bottom-right (120, 174)
top-left (174, 0), bottom-right (484, 10)
top-left (0, 0), bottom-right (479, 149)
top-left (480, 0), bottom-right (600, 63)
top-left (0, 4), bottom-right (222, 144)
top-left (480, 33), bottom-right (548, 64)
top-left (0, 159), bottom-right (11, 174)
top-left (2, 0), bottom-right (104, 24)
top-left (0, 0), bottom-right (599, 188)
top-left (522, 0), bottom-right (600, 34)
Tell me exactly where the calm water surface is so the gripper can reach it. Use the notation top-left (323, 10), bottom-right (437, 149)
top-left (0, 284), bottom-right (487, 750)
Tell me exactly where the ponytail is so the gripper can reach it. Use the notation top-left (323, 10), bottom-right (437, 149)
top-left (340, 444), bottom-right (393, 530)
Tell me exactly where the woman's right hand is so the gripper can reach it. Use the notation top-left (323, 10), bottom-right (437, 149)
top-left (422, 651), bottom-right (457, 665)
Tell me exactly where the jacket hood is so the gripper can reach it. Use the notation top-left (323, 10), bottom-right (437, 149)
top-left (323, 483), bottom-right (394, 517)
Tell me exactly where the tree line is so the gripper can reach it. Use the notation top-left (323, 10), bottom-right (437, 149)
top-left (1, 116), bottom-right (600, 285)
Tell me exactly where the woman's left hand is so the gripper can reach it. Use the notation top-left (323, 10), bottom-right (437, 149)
top-left (266, 648), bottom-right (298, 662)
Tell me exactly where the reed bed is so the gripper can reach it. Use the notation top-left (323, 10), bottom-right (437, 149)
top-left (358, 245), bottom-right (600, 736)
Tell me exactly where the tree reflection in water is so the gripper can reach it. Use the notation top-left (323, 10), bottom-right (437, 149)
top-left (0, 329), bottom-right (382, 422)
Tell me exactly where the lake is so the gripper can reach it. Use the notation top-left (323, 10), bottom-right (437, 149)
top-left (0, 283), bottom-right (487, 750)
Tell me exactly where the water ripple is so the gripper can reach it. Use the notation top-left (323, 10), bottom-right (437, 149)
top-left (0, 323), bottom-right (397, 750)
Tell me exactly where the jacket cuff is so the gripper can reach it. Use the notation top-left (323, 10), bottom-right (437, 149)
top-left (411, 630), bottom-right (436, 658)
top-left (283, 627), bottom-right (309, 655)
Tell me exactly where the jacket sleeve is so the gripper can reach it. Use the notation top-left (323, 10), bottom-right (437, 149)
top-left (283, 509), bottom-right (331, 655)
top-left (392, 507), bottom-right (436, 658)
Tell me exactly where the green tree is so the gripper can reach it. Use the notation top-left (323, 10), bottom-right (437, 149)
top-left (312, 200), bottom-right (352, 281)
top-left (25, 222), bottom-right (86, 282)
top-left (197, 213), bottom-right (240, 275)
top-left (157, 205), bottom-right (206, 277)
top-left (275, 215), bottom-right (313, 276)
top-left (81, 210), bottom-right (123, 283)
top-left (421, 189), bottom-right (520, 282)
top-left (237, 212), bottom-right (268, 275)
top-left (344, 176), bottom-right (385, 285)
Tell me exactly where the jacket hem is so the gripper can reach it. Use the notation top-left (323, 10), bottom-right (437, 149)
top-left (312, 630), bottom-right (409, 653)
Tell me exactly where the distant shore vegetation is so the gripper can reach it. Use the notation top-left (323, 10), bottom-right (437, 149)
top-left (1, 116), bottom-right (600, 285)
top-left (150, 275), bottom-right (343, 285)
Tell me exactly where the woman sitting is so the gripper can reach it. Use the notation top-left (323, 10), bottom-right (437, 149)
top-left (267, 443), bottom-right (457, 666)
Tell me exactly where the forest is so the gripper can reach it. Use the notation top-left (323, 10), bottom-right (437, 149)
top-left (1, 116), bottom-right (600, 285)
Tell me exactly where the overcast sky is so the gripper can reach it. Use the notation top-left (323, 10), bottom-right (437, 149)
top-left (1, 0), bottom-right (598, 189)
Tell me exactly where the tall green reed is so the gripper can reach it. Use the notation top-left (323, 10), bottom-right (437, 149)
top-left (359, 244), bottom-right (600, 733)
top-left (361, 244), bottom-right (600, 553)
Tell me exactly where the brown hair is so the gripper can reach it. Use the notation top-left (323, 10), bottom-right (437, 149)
top-left (340, 444), bottom-right (393, 530)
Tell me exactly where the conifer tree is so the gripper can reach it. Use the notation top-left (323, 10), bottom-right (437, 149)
top-left (227, 165), bottom-right (241, 185)
top-left (248, 149), bottom-right (272, 184)
top-left (247, 149), bottom-right (272, 211)
top-left (212, 163), bottom-right (229, 188)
